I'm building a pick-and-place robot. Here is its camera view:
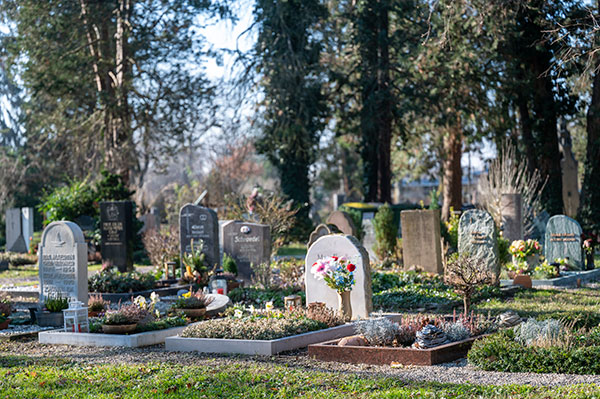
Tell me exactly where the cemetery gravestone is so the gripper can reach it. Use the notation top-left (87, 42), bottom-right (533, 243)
top-left (140, 207), bottom-right (160, 234)
top-left (332, 193), bottom-right (346, 211)
top-left (326, 211), bottom-right (357, 237)
top-left (6, 208), bottom-right (26, 253)
top-left (501, 194), bottom-right (523, 243)
top-left (179, 204), bottom-right (219, 268)
top-left (307, 224), bottom-right (334, 248)
top-left (39, 221), bottom-right (88, 304)
top-left (21, 207), bottom-right (34, 253)
top-left (100, 201), bottom-right (134, 272)
top-left (458, 209), bottom-right (499, 282)
top-left (221, 221), bottom-right (270, 282)
top-left (361, 219), bottom-right (378, 262)
top-left (544, 215), bottom-right (583, 269)
top-left (305, 235), bottom-right (372, 319)
top-left (401, 210), bottom-right (443, 274)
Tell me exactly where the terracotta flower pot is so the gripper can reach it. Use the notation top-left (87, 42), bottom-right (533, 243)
top-left (182, 308), bottom-right (206, 318)
top-left (337, 291), bottom-right (352, 322)
top-left (101, 323), bottom-right (137, 334)
top-left (0, 319), bottom-right (9, 330)
top-left (512, 274), bottom-right (532, 289)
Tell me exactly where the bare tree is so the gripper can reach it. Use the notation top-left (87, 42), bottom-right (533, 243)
top-left (445, 253), bottom-right (492, 316)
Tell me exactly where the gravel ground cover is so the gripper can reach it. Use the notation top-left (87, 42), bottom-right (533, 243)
top-left (1, 339), bottom-right (599, 388)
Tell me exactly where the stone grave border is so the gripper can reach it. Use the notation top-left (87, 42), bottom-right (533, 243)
top-left (165, 315), bottom-right (401, 356)
top-left (308, 334), bottom-right (486, 366)
top-left (39, 325), bottom-right (188, 347)
top-left (500, 268), bottom-right (600, 288)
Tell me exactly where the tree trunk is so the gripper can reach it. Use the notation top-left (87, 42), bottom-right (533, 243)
top-left (376, 0), bottom-right (392, 203)
top-left (578, 16), bottom-right (600, 233)
top-left (441, 123), bottom-right (462, 221)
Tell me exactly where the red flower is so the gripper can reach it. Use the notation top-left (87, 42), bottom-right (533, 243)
top-left (347, 263), bottom-right (356, 272)
top-left (332, 256), bottom-right (338, 261)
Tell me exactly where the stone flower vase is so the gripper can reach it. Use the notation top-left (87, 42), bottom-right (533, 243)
top-left (337, 291), bottom-right (352, 322)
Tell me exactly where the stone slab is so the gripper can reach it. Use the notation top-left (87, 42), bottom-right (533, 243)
top-left (544, 215), bottom-right (583, 269)
top-left (165, 323), bottom-right (356, 355)
top-left (458, 209), bottom-right (499, 281)
top-left (401, 210), bottom-right (443, 274)
top-left (38, 325), bottom-right (187, 347)
top-left (501, 194), bottom-right (523, 243)
top-left (179, 204), bottom-right (219, 268)
top-left (326, 211), bottom-right (357, 237)
top-left (100, 201), bottom-right (134, 272)
top-left (305, 235), bottom-right (372, 319)
top-left (6, 208), bottom-right (26, 253)
top-left (221, 221), bottom-right (270, 282)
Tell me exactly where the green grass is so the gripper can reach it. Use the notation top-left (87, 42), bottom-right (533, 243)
top-left (276, 242), bottom-right (307, 257)
top-left (0, 356), bottom-right (599, 398)
top-left (475, 288), bottom-right (600, 328)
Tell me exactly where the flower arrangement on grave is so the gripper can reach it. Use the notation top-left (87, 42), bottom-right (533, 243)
top-left (88, 294), bottom-right (110, 316)
top-left (508, 239), bottom-right (542, 274)
top-left (310, 256), bottom-right (356, 321)
top-left (172, 290), bottom-right (214, 319)
top-left (44, 293), bottom-right (69, 313)
top-left (101, 303), bottom-right (150, 334)
top-left (181, 239), bottom-right (209, 286)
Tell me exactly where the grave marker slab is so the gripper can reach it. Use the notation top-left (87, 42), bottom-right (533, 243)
top-left (21, 207), bottom-right (34, 252)
top-left (458, 209), bottom-right (499, 282)
top-left (305, 235), bottom-right (372, 319)
top-left (544, 215), bottom-right (583, 269)
top-left (6, 208), bottom-right (26, 253)
top-left (308, 224), bottom-right (334, 248)
top-left (39, 221), bottom-right (88, 305)
top-left (326, 211), bottom-right (357, 237)
top-left (401, 210), bottom-right (443, 274)
top-left (361, 219), bottom-right (378, 262)
top-left (501, 194), bottom-right (523, 243)
top-left (100, 201), bottom-right (134, 272)
top-left (179, 204), bottom-right (219, 268)
top-left (222, 221), bottom-right (270, 282)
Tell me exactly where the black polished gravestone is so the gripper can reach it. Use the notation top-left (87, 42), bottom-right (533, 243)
top-left (221, 221), bottom-right (270, 282)
top-left (179, 204), bottom-right (219, 269)
top-left (100, 201), bottom-right (134, 272)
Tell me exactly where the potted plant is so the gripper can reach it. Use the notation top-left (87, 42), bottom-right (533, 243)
top-left (37, 293), bottom-right (69, 327)
top-left (0, 297), bottom-right (12, 330)
top-left (310, 256), bottom-right (356, 321)
top-left (508, 239), bottom-right (542, 278)
top-left (181, 239), bottom-right (209, 286)
top-left (102, 303), bottom-right (149, 334)
top-left (88, 294), bottom-right (110, 317)
top-left (172, 290), bottom-right (214, 319)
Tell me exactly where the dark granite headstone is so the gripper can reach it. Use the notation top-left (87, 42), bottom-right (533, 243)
top-left (544, 215), bottom-right (583, 269)
top-left (100, 201), bottom-right (134, 272)
top-left (458, 209), bottom-right (499, 282)
top-left (221, 221), bottom-right (270, 282)
top-left (39, 221), bottom-right (88, 305)
top-left (179, 204), bottom-right (219, 268)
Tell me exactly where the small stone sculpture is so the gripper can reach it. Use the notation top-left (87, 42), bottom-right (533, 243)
top-left (498, 311), bottom-right (522, 328)
top-left (413, 324), bottom-right (448, 348)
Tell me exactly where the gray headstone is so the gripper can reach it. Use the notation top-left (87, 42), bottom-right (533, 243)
top-left (21, 207), bottom-right (34, 252)
top-left (332, 193), bottom-right (346, 210)
top-left (179, 204), bottom-right (219, 268)
top-left (401, 210), bottom-right (443, 274)
top-left (305, 235), bottom-right (372, 319)
top-left (221, 221), bottom-right (270, 282)
top-left (307, 224), bottom-right (333, 248)
top-left (74, 215), bottom-right (96, 232)
top-left (458, 209), bottom-right (499, 282)
top-left (39, 221), bottom-right (88, 305)
top-left (6, 208), bottom-right (26, 253)
top-left (529, 210), bottom-right (550, 245)
top-left (326, 211), bottom-right (357, 237)
top-left (544, 215), bottom-right (583, 269)
top-left (501, 194), bottom-right (523, 243)
top-left (100, 201), bottom-right (134, 272)
top-left (361, 219), bottom-right (378, 263)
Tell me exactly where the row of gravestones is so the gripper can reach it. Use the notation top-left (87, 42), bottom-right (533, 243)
top-left (401, 208), bottom-right (584, 277)
top-left (99, 202), bottom-right (271, 282)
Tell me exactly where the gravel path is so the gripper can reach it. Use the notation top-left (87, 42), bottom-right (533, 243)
top-left (1, 339), bottom-right (598, 388)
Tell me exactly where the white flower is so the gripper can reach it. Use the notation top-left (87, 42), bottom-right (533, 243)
top-left (234, 309), bottom-right (243, 318)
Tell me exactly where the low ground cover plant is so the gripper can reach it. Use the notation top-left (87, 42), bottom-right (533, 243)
top-left (89, 267), bottom-right (156, 293)
top-left (181, 306), bottom-right (340, 340)
top-left (469, 320), bottom-right (600, 374)
top-left (228, 286), bottom-right (304, 308)
top-left (43, 293), bottom-right (69, 312)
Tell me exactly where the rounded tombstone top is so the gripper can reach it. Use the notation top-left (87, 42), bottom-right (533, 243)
top-left (458, 209), bottom-right (494, 229)
top-left (40, 221), bottom-right (85, 247)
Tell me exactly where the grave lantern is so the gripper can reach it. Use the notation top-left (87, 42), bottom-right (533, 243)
top-left (284, 295), bottom-right (302, 309)
top-left (210, 269), bottom-right (228, 295)
top-left (62, 298), bottom-right (89, 333)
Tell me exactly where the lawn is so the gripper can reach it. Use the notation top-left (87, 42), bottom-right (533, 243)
top-left (0, 356), bottom-right (598, 399)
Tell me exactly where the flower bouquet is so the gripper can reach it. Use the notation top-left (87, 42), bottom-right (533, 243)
top-left (508, 239), bottom-right (542, 275)
top-left (310, 256), bottom-right (356, 321)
